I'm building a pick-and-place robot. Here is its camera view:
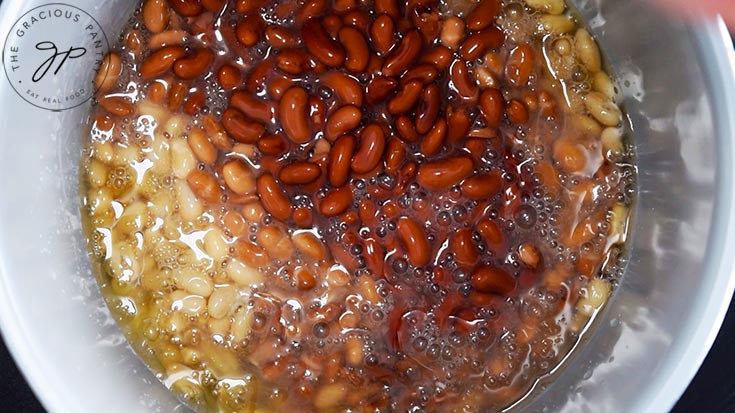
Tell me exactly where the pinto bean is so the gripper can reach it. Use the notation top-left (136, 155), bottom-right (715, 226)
top-left (223, 160), bottom-right (256, 195)
top-left (187, 169), bottom-right (223, 203)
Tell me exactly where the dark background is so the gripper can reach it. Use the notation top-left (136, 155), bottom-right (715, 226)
top-left (3, 303), bottom-right (735, 412)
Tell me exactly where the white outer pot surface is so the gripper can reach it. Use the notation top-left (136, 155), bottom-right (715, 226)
top-left (0, 1), bottom-right (733, 413)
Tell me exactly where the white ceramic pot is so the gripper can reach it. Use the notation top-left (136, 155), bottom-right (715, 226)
top-left (0, 1), bottom-right (733, 412)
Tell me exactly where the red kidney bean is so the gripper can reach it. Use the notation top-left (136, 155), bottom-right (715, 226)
top-left (217, 64), bottom-right (242, 89)
top-left (370, 14), bottom-right (396, 55)
top-left (293, 206), bottom-right (314, 228)
top-left (201, 0), bottom-right (225, 11)
top-left (245, 59), bottom-right (275, 93)
top-left (173, 48), bottom-right (214, 79)
top-left (265, 25), bottom-right (300, 49)
top-left (464, 138), bottom-right (487, 162)
top-left (413, 10), bottom-right (441, 45)
top-left (295, 0), bottom-right (329, 26)
top-left (375, 0), bottom-right (400, 19)
top-left (322, 15), bottom-right (344, 38)
top-left (402, 64), bottom-right (439, 85)
top-left (279, 162), bottom-right (322, 184)
top-left (480, 88), bottom-right (505, 128)
top-left (365, 76), bottom-right (398, 105)
top-left (343, 10), bottom-right (370, 33)
top-left (352, 124), bottom-right (386, 173)
top-left (302, 18), bottom-right (346, 67)
top-left (395, 161), bottom-right (418, 194)
top-left (459, 27), bottom-right (505, 61)
top-left (231, 91), bottom-right (277, 125)
top-left (140, 46), bottom-right (186, 79)
top-left (421, 118), bottom-right (446, 157)
top-left (450, 60), bottom-right (478, 99)
top-left (384, 137), bottom-right (406, 174)
top-left (328, 134), bottom-right (356, 187)
top-left (257, 173), bottom-right (292, 221)
top-left (471, 266), bottom-right (515, 295)
top-left (461, 172), bottom-right (503, 199)
top-left (387, 80), bottom-right (422, 115)
top-left (395, 115), bottom-right (419, 143)
top-left (451, 228), bottom-right (478, 268)
top-left (506, 44), bottom-right (535, 87)
top-left (235, 0), bottom-right (267, 14)
top-left (507, 100), bottom-right (529, 124)
top-left (416, 156), bottom-right (474, 190)
top-left (320, 187), bottom-right (353, 216)
top-left (321, 72), bottom-right (364, 107)
top-left (415, 84), bottom-right (440, 134)
top-left (280, 87), bottom-right (312, 144)
top-left (276, 49), bottom-right (314, 75)
top-left (236, 15), bottom-right (265, 47)
top-left (183, 90), bottom-right (205, 115)
top-left (258, 134), bottom-right (289, 156)
top-left (447, 107), bottom-right (471, 143)
top-left (325, 105), bottom-right (362, 140)
top-left (420, 46), bottom-right (452, 71)
top-left (339, 27), bottom-right (369, 73)
top-left (382, 29), bottom-right (423, 76)
top-left (169, 0), bottom-right (202, 16)
top-left (99, 96), bottom-right (134, 117)
top-left (222, 108), bottom-right (266, 143)
top-left (268, 75), bottom-right (296, 101)
top-left (397, 218), bottom-right (430, 267)
top-left (466, 0), bottom-right (501, 31)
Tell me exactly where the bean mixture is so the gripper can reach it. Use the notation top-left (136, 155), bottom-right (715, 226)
top-left (81, 0), bottom-right (635, 411)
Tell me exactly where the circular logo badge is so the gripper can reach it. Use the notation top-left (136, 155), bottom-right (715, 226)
top-left (3, 3), bottom-right (109, 111)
